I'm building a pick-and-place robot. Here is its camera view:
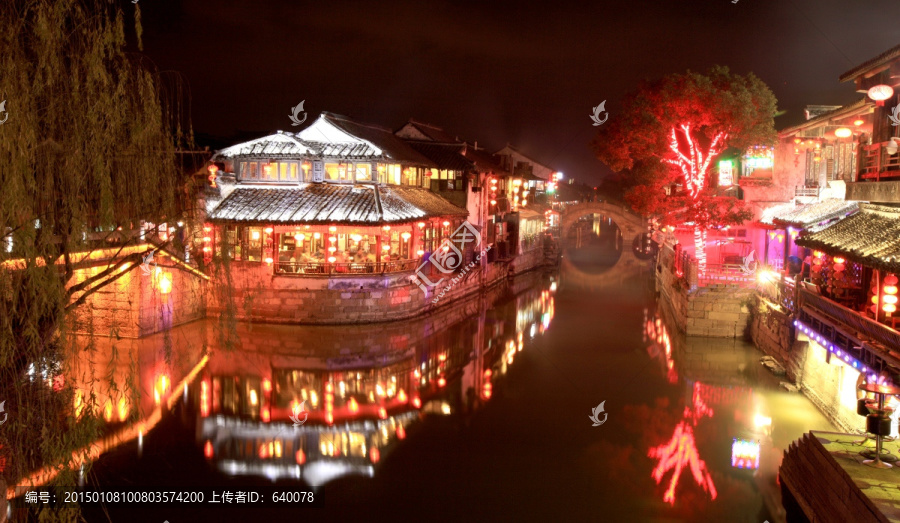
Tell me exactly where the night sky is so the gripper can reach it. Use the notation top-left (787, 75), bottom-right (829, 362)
top-left (139, 0), bottom-right (900, 184)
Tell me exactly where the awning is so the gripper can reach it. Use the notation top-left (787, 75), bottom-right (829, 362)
top-left (796, 203), bottom-right (900, 273)
top-left (769, 199), bottom-right (859, 229)
top-left (208, 183), bottom-right (468, 225)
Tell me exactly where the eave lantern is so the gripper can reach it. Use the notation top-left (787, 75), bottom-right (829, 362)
top-left (867, 84), bottom-right (894, 106)
top-left (834, 127), bottom-right (852, 139)
top-left (884, 273), bottom-right (899, 316)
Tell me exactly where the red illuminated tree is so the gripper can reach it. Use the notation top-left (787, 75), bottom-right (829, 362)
top-left (592, 66), bottom-right (777, 273)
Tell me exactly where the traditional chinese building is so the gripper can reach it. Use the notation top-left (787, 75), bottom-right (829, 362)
top-left (200, 112), bottom-right (545, 324)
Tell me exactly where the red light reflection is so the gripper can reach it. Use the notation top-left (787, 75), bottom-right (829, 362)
top-left (647, 382), bottom-right (717, 505)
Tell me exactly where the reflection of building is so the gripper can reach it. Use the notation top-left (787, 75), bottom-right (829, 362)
top-left (192, 277), bottom-right (557, 486)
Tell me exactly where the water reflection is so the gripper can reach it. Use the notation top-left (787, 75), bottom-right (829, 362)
top-left (190, 274), bottom-right (556, 486)
top-left (29, 239), bottom-right (840, 522)
top-left (565, 213), bottom-right (623, 273)
top-left (629, 302), bottom-right (833, 520)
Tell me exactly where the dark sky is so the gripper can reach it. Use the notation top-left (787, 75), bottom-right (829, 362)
top-left (139, 0), bottom-right (900, 184)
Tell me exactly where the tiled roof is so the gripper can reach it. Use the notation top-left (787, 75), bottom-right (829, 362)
top-left (405, 142), bottom-right (474, 172)
top-left (797, 203), bottom-right (900, 273)
top-left (207, 183), bottom-right (467, 225)
top-left (320, 113), bottom-right (436, 167)
top-left (462, 146), bottom-right (508, 175)
top-left (214, 132), bottom-right (317, 159)
top-left (399, 119), bottom-right (460, 143)
top-left (840, 43), bottom-right (900, 82)
top-left (496, 144), bottom-right (555, 172)
top-left (379, 185), bottom-right (470, 221)
top-left (302, 141), bottom-right (379, 159)
top-left (778, 99), bottom-right (871, 137)
top-left (771, 199), bottom-right (859, 228)
top-left (760, 202), bottom-right (800, 226)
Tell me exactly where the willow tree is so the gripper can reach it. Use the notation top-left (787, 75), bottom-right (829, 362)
top-left (592, 66), bottom-right (777, 273)
top-left (0, 0), bottom-right (195, 507)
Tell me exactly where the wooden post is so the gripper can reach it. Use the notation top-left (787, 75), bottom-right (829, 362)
top-left (783, 228), bottom-right (790, 276)
top-left (876, 269), bottom-right (882, 323)
top-left (376, 235), bottom-right (382, 272)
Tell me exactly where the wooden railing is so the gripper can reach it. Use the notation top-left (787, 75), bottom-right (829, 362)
top-left (859, 141), bottom-right (900, 181)
top-left (798, 288), bottom-right (900, 374)
top-left (274, 259), bottom-right (418, 276)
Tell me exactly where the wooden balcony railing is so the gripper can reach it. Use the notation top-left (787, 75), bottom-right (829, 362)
top-left (798, 288), bottom-right (900, 374)
top-left (859, 141), bottom-right (900, 181)
top-left (274, 259), bottom-right (418, 276)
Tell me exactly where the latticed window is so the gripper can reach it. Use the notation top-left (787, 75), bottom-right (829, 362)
top-left (804, 151), bottom-right (821, 186)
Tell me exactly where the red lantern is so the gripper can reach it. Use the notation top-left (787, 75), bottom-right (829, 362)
top-left (884, 274), bottom-right (899, 316)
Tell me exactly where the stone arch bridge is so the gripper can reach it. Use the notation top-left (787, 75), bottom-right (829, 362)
top-left (558, 202), bottom-right (650, 287)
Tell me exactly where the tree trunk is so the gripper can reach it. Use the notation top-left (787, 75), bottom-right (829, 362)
top-left (694, 226), bottom-right (707, 275)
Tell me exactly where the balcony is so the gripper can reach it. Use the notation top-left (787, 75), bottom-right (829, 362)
top-left (858, 140), bottom-right (900, 181)
top-left (797, 288), bottom-right (900, 375)
top-left (274, 259), bottom-right (418, 276)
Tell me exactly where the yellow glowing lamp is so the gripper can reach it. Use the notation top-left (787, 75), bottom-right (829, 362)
top-left (329, 226), bottom-right (337, 233)
top-left (834, 127), bottom-right (852, 139)
top-left (382, 244), bottom-right (391, 251)
top-left (401, 232), bottom-right (411, 241)
top-left (313, 232), bottom-right (321, 240)
top-left (264, 227), bottom-right (273, 234)
top-left (884, 286), bottom-right (898, 295)
top-left (417, 222), bottom-right (426, 229)
top-left (884, 295), bottom-right (899, 305)
top-left (442, 221), bottom-right (450, 227)
top-left (158, 272), bottom-right (173, 294)
top-left (327, 256), bottom-right (336, 263)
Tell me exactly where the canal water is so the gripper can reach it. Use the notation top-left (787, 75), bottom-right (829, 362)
top-left (51, 221), bottom-right (835, 523)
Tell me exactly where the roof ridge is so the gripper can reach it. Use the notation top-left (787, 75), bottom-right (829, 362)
top-left (407, 118), bottom-right (444, 130)
top-left (777, 98), bottom-right (871, 136)
top-left (323, 112), bottom-right (394, 134)
top-left (840, 42), bottom-right (900, 82)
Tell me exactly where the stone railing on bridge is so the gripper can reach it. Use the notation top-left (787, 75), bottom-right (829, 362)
top-left (798, 288), bottom-right (900, 375)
